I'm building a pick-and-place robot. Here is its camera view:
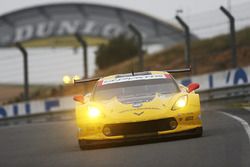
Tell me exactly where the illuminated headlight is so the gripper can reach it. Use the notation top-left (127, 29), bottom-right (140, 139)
top-left (88, 106), bottom-right (101, 118)
top-left (172, 95), bottom-right (188, 110)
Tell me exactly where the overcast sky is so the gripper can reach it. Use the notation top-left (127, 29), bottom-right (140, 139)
top-left (1, 0), bottom-right (249, 21)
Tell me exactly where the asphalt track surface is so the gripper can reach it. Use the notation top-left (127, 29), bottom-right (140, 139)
top-left (0, 109), bottom-right (250, 167)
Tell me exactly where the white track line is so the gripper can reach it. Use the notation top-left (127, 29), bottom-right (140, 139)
top-left (243, 107), bottom-right (250, 111)
top-left (220, 111), bottom-right (250, 144)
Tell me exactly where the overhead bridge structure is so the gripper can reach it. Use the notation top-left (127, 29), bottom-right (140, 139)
top-left (0, 3), bottom-right (197, 102)
top-left (0, 3), bottom-right (193, 47)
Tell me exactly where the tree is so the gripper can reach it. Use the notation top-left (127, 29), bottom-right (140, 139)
top-left (95, 34), bottom-right (139, 69)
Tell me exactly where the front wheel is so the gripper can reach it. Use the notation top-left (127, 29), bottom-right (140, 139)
top-left (193, 127), bottom-right (203, 137)
top-left (78, 140), bottom-right (88, 150)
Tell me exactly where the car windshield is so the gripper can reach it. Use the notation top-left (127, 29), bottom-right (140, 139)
top-left (93, 78), bottom-right (179, 101)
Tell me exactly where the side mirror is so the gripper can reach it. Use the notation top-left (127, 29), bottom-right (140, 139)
top-left (187, 83), bottom-right (200, 93)
top-left (73, 95), bottom-right (84, 103)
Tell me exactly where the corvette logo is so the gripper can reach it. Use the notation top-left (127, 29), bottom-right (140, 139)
top-left (132, 103), bottom-right (143, 108)
top-left (134, 111), bottom-right (144, 116)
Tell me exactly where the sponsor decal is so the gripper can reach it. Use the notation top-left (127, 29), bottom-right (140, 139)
top-left (0, 20), bottom-right (127, 46)
top-left (0, 99), bottom-right (62, 119)
top-left (103, 74), bottom-right (170, 85)
top-left (179, 66), bottom-right (250, 89)
top-left (119, 107), bottom-right (160, 113)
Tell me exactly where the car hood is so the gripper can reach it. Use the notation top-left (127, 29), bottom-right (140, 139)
top-left (92, 93), bottom-right (182, 122)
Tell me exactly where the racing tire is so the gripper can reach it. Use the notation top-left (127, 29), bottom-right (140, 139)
top-left (78, 140), bottom-right (89, 150)
top-left (193, 127), bottom-right (203, 137)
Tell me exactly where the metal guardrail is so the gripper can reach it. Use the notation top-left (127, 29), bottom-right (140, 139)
top-left (0, 110), bottom-right (74, 127)
top-left (198, 84), bottom-right (250, 102)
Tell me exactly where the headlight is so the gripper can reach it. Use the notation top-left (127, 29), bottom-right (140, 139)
top-left (172, 95), bottom-right (188, 110)
top-left (88, 106), bottom-right (101, 118)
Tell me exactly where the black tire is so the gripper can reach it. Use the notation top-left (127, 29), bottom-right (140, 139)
top-left (78, 140), bottom-right (88, 150)
top-left (193, 127), bottom-right (203, 137)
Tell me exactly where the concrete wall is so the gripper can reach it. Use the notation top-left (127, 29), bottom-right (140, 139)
top-left (178, 66), bottom-right (250, 90)
top-left (0, 96), bottom-right (75, 119)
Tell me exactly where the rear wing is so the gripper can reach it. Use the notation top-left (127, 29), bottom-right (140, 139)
top-left (74, 77), bottom-right (100, 84)
top-left (73, 66), bottom-right (191, 84)
top-left (165, 66), bottom-right (191, 73)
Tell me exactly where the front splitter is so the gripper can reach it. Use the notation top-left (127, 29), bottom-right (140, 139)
top-left (78, 127), bottom-right (202, 148)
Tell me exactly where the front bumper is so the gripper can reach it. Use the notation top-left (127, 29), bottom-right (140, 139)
top-left (77, 112), bottom-right (202, 141)
top-left (79, 127), bottom-right (203, 147)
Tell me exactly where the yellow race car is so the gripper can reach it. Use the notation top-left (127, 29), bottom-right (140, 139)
top-left (73, 70), bottom-right (202, 149)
